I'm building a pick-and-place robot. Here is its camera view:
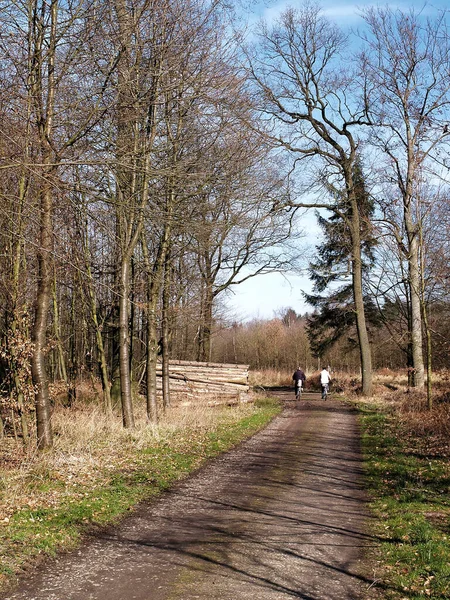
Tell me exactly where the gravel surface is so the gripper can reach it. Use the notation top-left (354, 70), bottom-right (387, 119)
top-left (2, 392), bottom-right (377, 600)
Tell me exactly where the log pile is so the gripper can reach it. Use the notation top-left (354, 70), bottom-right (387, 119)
top-left (155, 360), bottom-right (250, 404)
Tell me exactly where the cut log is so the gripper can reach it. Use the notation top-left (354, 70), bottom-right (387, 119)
top-left (153, 359), bottom-right (249, 403)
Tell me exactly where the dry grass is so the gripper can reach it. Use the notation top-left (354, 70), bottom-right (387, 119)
top-left (249, 367), bottom-right (371, 393)
top-left (249, 368), bottom-right (327, 390)
top-left (0, 396), bottom-right (262, 524)
top-left (249, 368), bottom-right (450, 448)
top-left (395, 391), bottom-right (450, 447)
top-left (0, 392), bottom-right (281, 590)
top-left (369, 370), bottom-right (450, 445)
top-left (358, 369), bottom-right (450, 456)
top-left (249, 368), bottom-right (293, 387)
top-left (6, 368), bottom-right (447, 522)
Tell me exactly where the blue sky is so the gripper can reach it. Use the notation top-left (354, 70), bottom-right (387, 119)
top-left (226, 271), bottom-right (314, 321)
top-left (226, 0), bottom-right (450, 322)
top-left (227, 208), bottom-right (320, 321)
top-left (253, 1), bottom-right (450, 25)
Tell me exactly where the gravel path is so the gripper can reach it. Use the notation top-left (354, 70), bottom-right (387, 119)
top-left (3, 392), bottom-right (377, 600)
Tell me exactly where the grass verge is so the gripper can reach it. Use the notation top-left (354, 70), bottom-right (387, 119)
top-left (359, 402), bottom-right (450, 599)
top-left (0, 396), bottom-right (281, 592)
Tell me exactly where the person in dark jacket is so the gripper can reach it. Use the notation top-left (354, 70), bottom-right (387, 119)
top-left (292, 367), bottom-right (306, 400)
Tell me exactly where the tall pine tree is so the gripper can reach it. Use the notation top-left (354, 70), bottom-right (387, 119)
top-left (305, 161), bottom-right (379, 358)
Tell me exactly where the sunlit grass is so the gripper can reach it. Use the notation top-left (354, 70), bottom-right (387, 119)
top-left (0, 395), bottom-right (281, 590)
top-left (360, 403), bottom-right (450, 599)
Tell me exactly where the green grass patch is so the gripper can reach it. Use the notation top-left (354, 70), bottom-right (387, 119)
top-left (0, 396), bottom-right (281, 589)
top-left (359, 403), bottom-right (450, 599)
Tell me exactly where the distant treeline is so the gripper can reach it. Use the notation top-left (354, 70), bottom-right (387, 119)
top-left (211, 306), bottom-right (450, 373)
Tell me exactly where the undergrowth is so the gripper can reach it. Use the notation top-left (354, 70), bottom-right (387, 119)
top-left (0, 396), bottom-right (281, 591)
top-left (360, 401), bottom-right (450, 599)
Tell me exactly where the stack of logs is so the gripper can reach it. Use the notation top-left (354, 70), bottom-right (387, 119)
top-left (156, 360), bottom-right (250, 404)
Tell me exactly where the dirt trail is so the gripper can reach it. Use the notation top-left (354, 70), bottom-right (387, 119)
top-left (3, 392), bottom-right (377, 600)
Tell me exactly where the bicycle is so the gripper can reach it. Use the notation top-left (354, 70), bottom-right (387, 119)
top-left (295, 382), bottom-right (303, 400)
top-left (321, 383), bottom-right (329, 400)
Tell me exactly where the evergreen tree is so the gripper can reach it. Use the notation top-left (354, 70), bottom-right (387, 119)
top-left (305, 161), bottom-right (379, 358)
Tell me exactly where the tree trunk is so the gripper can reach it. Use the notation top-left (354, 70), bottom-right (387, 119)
top-left (67, 286), bottom-right (78, 405)
top-left (95, 320), bottom-right (112, 413)
top-left (29, 0), bottom-right (59, 450)
top-left (142, 238), bottom-right (159, 423)
top-left (162, 250), bottom-right (171, 411)
top-left (129, 256), bottom-right (136, 381)
top-left (82, 215), bottom-right (112, 413)
top-left (348, 175), bottom-right (373, 396)
top-left (118, 257), bottom-right (135, 427)
top-left (110, 279), bottom-right (121, 409)
top-left (52, 272), bottom-right (67, 384)
top-left (198, 284), bottom-right (214, 362)
top-left (31, 182), bottom-right (54, 450)
top-left (405, 289), bottom-right (414, 387)
top-left (352, 248), bottom-right (373, 396)
top-left (146, 307), bottom-right (159, 422)
top-left (142, 233), bottom-right (167, 423)
top-left (419, 224), bottom-right (432, 409)
top-left (423, 308), bottom-right (433, 409)
top-left (407, 231), bottom-right (425, 388)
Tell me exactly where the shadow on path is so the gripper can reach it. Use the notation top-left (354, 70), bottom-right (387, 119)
top-left (2, 393), bottom-right (388, 600)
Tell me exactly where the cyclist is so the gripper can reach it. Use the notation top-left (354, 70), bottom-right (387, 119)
top-left (320, 367), bottom-right (331, 400)
top-left (292, 367), bottom-right (306, 400)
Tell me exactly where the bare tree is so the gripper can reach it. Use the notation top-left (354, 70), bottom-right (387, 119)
top-left (249, 4), bottom-right (374, 394)
top-left (190, 146), bottom-right (295, 362)
top-left (27, 0), bottom-right (59, 448)
top-left (137, 0), bottom-right (241, 417)
top-left (360, 6), bottom-right (450, 388)
top-left (0, 0), bottom-right (119, 446)
top-left (102, 0), bottom-right (171, 427)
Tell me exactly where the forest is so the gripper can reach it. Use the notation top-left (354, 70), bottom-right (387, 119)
top-left (0, 0), bottom-right (449, 449)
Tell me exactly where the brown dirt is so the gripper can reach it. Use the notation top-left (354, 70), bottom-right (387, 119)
top-left (2, 392), bottom-right (379, 600)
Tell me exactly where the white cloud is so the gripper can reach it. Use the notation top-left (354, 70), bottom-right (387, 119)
top-left (261, 1), bottom-right (290, 24)
top-left (322, 4), bottom-right (363, 19)
top-left (253, 0), bottom-right (448, 28)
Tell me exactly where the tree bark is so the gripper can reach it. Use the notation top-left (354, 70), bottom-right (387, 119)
top-left (30, 0), bottom-right (59, 450)
top-left (82, 213), bottom-right (112, 413)
top-left (67, 283), bottom-right (78, 405)
top-left (142, 232), bottom-right (168, 423)
top-left (118, 258), bottom-right (135, 428)
top-left (419, 224), bottom-right (432, 409)
top-left (405, 214), bottom-right (425, 388)
top-left (52, 272), bottom-right (67, 384)
top-left (112, 0), bottom-right (161, 426)
top-left (32, 180), bottom-right (54, 449)
top-left (349, 187), bottom-right (373, 396)
top-left (162, 248), bottom-right (171, 411)
top-left (197, 283), bottom-right (214, 363)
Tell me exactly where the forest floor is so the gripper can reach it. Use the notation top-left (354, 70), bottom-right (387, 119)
top-left (1, 391), bottom-right (380, 600)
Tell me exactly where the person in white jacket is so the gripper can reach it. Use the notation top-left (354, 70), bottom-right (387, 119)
top-left (320, 368), bottom-right (331, 399)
